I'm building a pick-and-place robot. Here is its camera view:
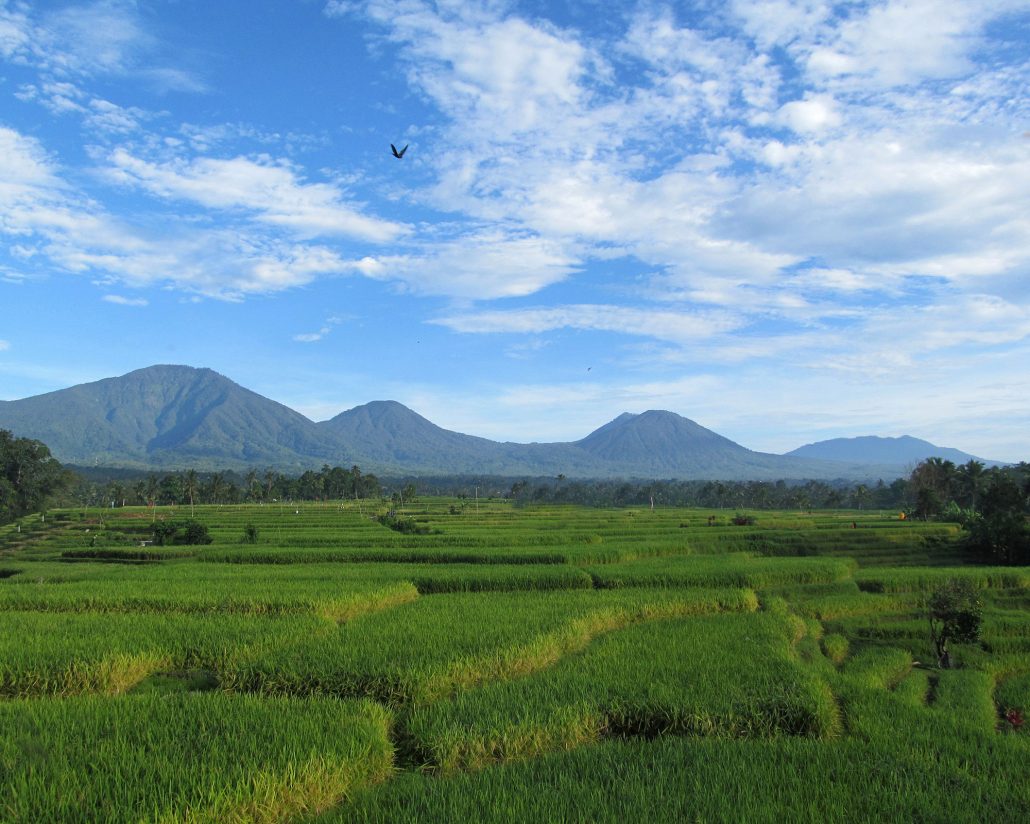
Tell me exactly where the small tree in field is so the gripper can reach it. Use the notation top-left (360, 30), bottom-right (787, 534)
top-left (181, 520), bottom-right (212, 545)
top-left (928, 579), bottom-right (983, 669)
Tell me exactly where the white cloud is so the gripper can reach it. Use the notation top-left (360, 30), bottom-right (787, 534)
top-left (294, 329), bottom-right (330, 343)
top-left (1, 0), bottom-right (204, 90)
top-left (106, 150), bottom-right (407, 242)
top-left (16, 81), bottom-right (152, 133)
top-left (44, 0), bottom-right (153, 75)
top-left (0, 2), bottom-right (36, 62)
top-left (102, 294), bottom-right (147, 306)
top-left (293, 316), bottom-right (342, 343)
top-left (322, 0), bottom-right (1030, 401)
top-left (433, 304), bottom-right (743, 344)
top-left (790, 267), bottom-right (878, 294)
top-left (336, 1), bottom-right (596, 140)
top-left (0, 339), bottom-right (9, 351)
top-left (730, 0), bottom-right (832, 50)
top-left (799, 0), bottom-right (1002, 88)
top-left (777, 93), bottom-right (841, 133)
top-left (369, 231), bottom-right (578, 299)
top-left (0, 128), bottom-right (392, 299)
top-left (86, 98), bottom-right (150, 133)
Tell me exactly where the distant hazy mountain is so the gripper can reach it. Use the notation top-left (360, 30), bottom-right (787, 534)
top-left (786, 435), bottom-right (1002, 467)
top-left (0, 364), bottom-right (952, 479)
top-left (573, 410), bottom-right (858, 479)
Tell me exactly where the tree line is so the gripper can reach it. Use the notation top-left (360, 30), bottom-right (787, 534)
top-left (905, 457), bottom-right (1030, 564)
top-left (73, 464), bottom-right (384, 510)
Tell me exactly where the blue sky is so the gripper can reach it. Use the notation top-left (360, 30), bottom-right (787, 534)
top-left (1, 0), bottom-right (1028, 461)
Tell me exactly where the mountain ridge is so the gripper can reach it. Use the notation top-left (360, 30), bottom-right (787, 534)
top-left (786, 435), bottom-right (1003, 468)
top-left (0, 365), bottom-right (997, 479)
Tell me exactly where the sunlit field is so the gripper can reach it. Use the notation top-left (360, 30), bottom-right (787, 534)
top-left (0, 499), bottom-right (1026, 822)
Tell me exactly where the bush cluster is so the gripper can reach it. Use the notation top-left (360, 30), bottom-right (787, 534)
top-left (152, 520), bottom-right (213, 546)
top-left (376, 513), bottom-right (430, 535)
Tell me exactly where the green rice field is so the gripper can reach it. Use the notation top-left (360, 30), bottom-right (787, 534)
top-left (0, 500), bottom-right (1026, 822)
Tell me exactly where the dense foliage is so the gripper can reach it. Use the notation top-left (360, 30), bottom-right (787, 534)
top-left (0, 430), bottom-right (71, 525)
top-left (905, 459), bottom-right (1030, 564)
top-left (152, 520), bottom-right (213, 546)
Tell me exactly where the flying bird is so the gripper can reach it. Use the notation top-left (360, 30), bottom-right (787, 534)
top-left (391, 143), bottom-right (408, 159)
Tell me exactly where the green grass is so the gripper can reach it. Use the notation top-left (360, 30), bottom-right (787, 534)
top-left (996, 671), bottom-right (1030, 716)
top-left (1, 500), bottom-right (1027, 822)
top-left (404, 608), bottom-right (836, 773)
top-left (0, 694), bottom-right (392, 823)
top-left (586, 553), bottom-right (854, 589)
top-left (855, 565), bottom-right (1030, 593)
top-left (330, 733), bottom-right (1029, 824)
top-left (221, 588), bottom-right (758, 704)
top-left (0, 610), bottom-right (325, 697)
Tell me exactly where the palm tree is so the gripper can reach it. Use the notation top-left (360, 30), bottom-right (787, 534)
top-left (183, 469), bottom-right (198, 517)
top-left (955, 460), bottom-right (986, 509)
top-left (208, 472), bottom-right (226, 505)
top-left (145, 474), bottom-right (160, 522)
top-left (925, 457), bottom-right (956, 500)
top-left (245, 470), bottom-right (258, 502)
top-left (853, 484), bottom-right (870, 510)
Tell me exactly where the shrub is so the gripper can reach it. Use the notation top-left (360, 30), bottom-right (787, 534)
top-left (377, 513), bottom-right (430, 535)
top-left (242, 524), bottom-right (259, 544)
top-left (928, 579), bottom-right (983, 669)
top-left (152, 520), bottom-right (213, 546)
top-left (152, 521), bottom-right (180, 546)
top-left (732, 513), bottom-right (756, 526)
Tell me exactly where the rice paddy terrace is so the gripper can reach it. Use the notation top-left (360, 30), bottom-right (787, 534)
top-left (0, 500), bottom-right (1027, 822)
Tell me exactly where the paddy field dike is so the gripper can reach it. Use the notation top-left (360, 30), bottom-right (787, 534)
top-left (0, 500), bottom-right (1027, 822)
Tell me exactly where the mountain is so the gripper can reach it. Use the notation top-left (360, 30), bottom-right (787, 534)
top-left (0, 364), bottom-right (959, 479)
top-left (0, 365), bottom-right (340, 470)
top-left (785, 435), bottom-right (1002, 468)
top-left (573, 410), bottom-right (859, 479)
top-left (321, 400), bottom-right (530, 474)
top-left (321, 401), bottom-right (636, 476)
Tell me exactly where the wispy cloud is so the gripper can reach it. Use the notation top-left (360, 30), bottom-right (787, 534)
top-left (367, 230), bottom-right (578, 299)
top-left (0, 126), bottom-right (399, 299)
top-left (106, 149), bottom-right (408, 242)
top-left (1, 0), bottom-right (204, 90)
top-left (102, 294), bottom-right (147, 306)
top-left (293, 316), bottom-right (343, 343)
top-left (433, 304), bottom-right (743, 344)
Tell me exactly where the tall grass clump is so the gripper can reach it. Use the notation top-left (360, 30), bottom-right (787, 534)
top-left (0, 694), bottom-right (392, 823)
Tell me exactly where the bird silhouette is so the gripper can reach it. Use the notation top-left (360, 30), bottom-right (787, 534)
top-left (391, 143), bottom-right (408, 159)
